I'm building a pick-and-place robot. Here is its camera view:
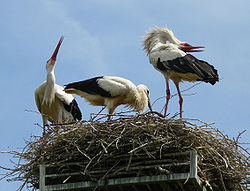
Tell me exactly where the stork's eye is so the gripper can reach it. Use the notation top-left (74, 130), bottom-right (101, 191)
top-left (147, 89), bottom-right (150, 95)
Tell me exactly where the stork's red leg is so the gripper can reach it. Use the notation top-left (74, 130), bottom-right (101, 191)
top-left (174, 82), bottom-right (183, 118)
top-left (164, 79), bottom-right (171, 118)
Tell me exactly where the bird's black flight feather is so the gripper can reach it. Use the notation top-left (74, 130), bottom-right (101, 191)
top-left (157, 54), bottom-right (219, 85)
top-left (63, 99), bottom-right (82, 121)
top-left (64, 76), bottom-right (112, 97)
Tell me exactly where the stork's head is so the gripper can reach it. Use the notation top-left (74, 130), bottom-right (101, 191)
top-left (143, 27), bottom-right (177, 54)
top-left (46, 36), bottom-right (64, 72)
top-left (137, 84), bottom-right (152, 112)
top-left (155, 28), bottom-right (205, 52)
top-left (143, 27), bottom-right (205, 54)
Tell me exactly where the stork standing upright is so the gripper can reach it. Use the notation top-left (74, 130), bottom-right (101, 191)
top-left (143, 27), bottom-right (219, 118)
top-left (64, 76), bottom-right (152, 119)
top-left (35, 36), bottom-right (82, 134)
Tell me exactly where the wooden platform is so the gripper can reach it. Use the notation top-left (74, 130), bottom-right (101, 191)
top-left (39, 151), bottom-right (207, 191)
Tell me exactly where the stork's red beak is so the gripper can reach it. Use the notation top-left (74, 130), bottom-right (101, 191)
top-left (179, 42), bottom-right (204, 52)
top-left (51, 36), bottom-right (64, 60)
top-left (148, 99), bottom-right (153, 112)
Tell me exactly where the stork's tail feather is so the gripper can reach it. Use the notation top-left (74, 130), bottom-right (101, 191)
top-left (185, 54), bottom-right (219, 85)
top-left (64, 82), bottom-right (79, 91)
top-left (64, 82), bottom-right (83, 95)
top-left (196, 60), bottom-right (219, 85)
top-left (199, 72), bottom-right (219, 85)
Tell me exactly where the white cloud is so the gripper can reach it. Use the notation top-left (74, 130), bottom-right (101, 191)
top-left (39, 0), bottom-right (107, 75)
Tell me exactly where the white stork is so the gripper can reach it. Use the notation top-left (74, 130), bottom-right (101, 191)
top-left (35, 36), bottom-right (82, 134)
top-left (143, 27), bottom-right (219, 118)
top-left (64, 76), bottom-right (152, 119)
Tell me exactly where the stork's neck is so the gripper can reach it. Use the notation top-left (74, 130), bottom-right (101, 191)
top-left (46, 69), bottom-right (56, 85)
top-left (43, 69), bottom-right (56, 106)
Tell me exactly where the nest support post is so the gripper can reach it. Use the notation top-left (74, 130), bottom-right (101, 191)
top-left (39, 151), bottom-right (207, 191)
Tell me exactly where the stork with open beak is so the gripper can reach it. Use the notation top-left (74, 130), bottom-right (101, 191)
top-left (64, 76), bottom-right (152, 119)
top-left (143, 27), bottom-right (219, 118)
top-left (35, 36), bottom-right (82, 134)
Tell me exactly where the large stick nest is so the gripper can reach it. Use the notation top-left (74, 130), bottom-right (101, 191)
top-left (1, 113), bottom-right (249, 190)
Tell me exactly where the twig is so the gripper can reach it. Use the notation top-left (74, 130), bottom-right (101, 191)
top-left (128, 142), bottom-right (149, 154)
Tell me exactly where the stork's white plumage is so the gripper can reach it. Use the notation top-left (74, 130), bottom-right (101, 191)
top-left (35, 36), bottom-right (82, 134)
top-left (143, 27), bottom-right (219, 118)
top-left (64, 76), bottom-right (152, 119)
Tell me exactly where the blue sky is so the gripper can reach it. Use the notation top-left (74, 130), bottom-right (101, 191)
top-left (0, 0), bottom-right (249, 190)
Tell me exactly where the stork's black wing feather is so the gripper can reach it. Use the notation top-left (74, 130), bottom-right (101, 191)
top-left (157, 54), bottom-right (219, 85)
top-left (63, 99), bottom-right (82, 121)
top-left (64, 76), bottom-right (112, 97)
